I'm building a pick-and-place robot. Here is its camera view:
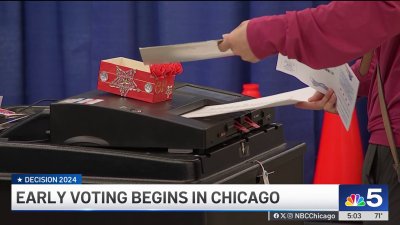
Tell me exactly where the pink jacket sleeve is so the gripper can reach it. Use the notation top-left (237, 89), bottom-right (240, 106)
top-left (247, 1), bottom-right (400, 69)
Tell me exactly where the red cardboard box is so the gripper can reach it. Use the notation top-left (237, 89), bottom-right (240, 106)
top-left (97, 57), bottom-right (181, 103)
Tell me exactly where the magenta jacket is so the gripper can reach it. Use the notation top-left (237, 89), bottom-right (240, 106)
top-left (247, 1), bottom-right (400, 147)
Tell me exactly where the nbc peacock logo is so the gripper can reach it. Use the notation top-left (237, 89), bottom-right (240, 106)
top-left (345, 194), bottom-right (366, 207)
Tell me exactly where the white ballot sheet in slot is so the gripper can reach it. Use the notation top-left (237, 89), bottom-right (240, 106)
top-left (182, 87), bottom-right (315, 118)
top-left (276, 54), bottom-right (359, 130)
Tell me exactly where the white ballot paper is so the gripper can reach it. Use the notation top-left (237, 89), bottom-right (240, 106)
top-left (276, 54), bottom-right (359, 130)
top-left (140, 40), bottom-right (234, 65)
top-left (182, 87), bottom-right (316, 118)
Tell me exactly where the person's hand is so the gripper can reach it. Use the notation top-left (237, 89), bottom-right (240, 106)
top-left (218, 20), bottom-right (260, 63)
top-left (295, 89), bottom-right (338, 114)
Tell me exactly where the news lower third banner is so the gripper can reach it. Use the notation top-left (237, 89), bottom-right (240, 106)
top-left (11, 174), bottom-right (388, 222)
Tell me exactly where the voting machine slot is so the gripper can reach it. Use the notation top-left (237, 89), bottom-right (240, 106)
top-left (169, 99), bottom-right (220, 116)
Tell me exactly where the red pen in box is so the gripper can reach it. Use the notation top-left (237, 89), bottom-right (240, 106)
top-left (97, 57), bottom-right (182, 103)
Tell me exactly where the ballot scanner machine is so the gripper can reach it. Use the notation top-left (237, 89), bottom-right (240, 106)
top-left (0, 83), bottom-right (305, 225)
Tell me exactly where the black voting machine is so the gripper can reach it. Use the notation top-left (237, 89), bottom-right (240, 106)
top-left (0, 83), bottom-right (305, 225)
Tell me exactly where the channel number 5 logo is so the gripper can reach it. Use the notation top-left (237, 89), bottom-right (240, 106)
top-left (345, 188), bottom-right (383, 207)
top-left (366, 188), bottom-right (383, 207)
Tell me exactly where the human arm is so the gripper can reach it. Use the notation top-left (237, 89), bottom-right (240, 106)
top-left (220, 1), bottom-right (400, 69)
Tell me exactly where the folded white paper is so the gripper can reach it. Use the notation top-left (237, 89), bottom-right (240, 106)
top-left (182, 87), bottom-right (315, 118)
top-left (276, 54), bottom-right (359, 130)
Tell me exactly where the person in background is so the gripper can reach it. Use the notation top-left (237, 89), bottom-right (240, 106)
top-left (219, 1), bottom-right (400, 224)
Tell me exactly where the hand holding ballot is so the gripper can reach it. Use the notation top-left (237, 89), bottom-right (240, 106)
top-left (295, 89), bottom-right (338, 114)
top-left (276, 54), bottom-right (359, 130)
top-left (218, 20), bottom-right (259, 63)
